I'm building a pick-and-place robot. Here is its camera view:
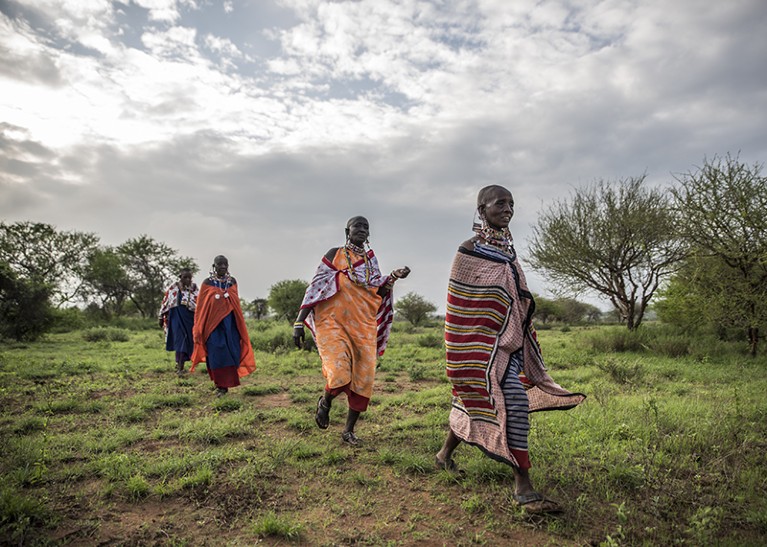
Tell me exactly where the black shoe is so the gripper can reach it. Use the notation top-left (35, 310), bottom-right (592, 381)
top-left (215, 387), bottom-right (228, 397)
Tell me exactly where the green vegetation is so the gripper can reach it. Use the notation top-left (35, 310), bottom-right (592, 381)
top-left (0, 323), bottom-right (765, 545)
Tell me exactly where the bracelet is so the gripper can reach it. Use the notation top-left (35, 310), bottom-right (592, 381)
top-left (293, 321), bottom-right (304, 328)
top-left (390, 271), bottom-right (399, 280)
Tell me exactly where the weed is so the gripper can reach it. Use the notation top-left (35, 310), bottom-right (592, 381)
top-left (251, 511), bottom-right (304, 541)
top-left (0, 487), bottom-right (52, 545)
top-left (213, 397), bottom-right (242, 412)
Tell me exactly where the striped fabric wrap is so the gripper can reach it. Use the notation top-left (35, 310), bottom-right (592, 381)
top-left (446, 246), bottom-right (586, 468)
top-left (445, 278), bottom-right (512, 425)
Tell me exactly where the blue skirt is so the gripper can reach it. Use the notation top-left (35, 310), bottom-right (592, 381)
top-left (205, 312), bottom-right (241, 370)
top-left (166, 306), bottom-right (194, 356)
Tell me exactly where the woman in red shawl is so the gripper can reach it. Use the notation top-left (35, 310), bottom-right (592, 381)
top-left (191, 255), bottom-right (255, 396)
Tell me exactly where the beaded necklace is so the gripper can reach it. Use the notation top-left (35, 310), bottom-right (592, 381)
top-left (474, 219), bottom-right (515, 256)
top-left (209, 271), bottom-right (232, 300)
top-left (343, 243), bottom-right (371, 286)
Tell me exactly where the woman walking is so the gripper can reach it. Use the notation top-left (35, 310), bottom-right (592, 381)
top-left (293, 216), bottom-right (410, 445)
top-left (436, 185), bottom-right (585, 514)
top-left (191, 256), bottom-right (255, 396)
top-left (159, 268), bottom-right (198, 375)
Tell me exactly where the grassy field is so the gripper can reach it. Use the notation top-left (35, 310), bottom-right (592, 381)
top-left (1, 322), bottom-right (766, 546)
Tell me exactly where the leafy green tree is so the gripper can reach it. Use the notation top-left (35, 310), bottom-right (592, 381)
top-left (669, 154), bottom-right (767, 355)
top-left (116, 236), bottom-right (197, 318)
top-left (394, 292), bottom-right (437, 327)
top-left (268, 279), bottom-right (309, 322)
top-left (532, 295), bottom-right (560, 324)
top-left (81, 247), bottom-right (132, 318)
top-left (0, 262), bottom-right (53, 341)
top-left (0, 221), bottom-right (99, 305)
top-left (528, 175), bottom-right (687, 330)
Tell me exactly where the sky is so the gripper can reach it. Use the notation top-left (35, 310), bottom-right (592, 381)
top-left (1, 0), bottom-right (766, 313)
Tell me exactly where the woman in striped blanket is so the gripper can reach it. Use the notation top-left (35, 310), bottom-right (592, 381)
top-left (436, 185), bottom-right (585, 514)
top-left (293, 216), bottom-right (410, 446)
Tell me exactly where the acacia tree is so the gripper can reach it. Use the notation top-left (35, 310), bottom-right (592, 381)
top-left (0, 221), bottom-right (99, 305)
top-left (116, 236), bottom-right (197, 318)
top-left (81, 247), bottom-right (133, 318)
top-left (528, 175), bottom-right (687, 330)
top-left (394, 292), bottom-right (437, 326)
top-left (268, 279), bottom-right (309, 322)
top-left (670, 154), bottom-right (767, 355)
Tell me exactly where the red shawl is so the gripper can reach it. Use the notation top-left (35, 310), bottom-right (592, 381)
top-left (190, 280), bottom-right (255, 377)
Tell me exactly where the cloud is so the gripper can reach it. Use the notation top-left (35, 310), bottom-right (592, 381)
top-left (1, 0), bottom-right (766, 312)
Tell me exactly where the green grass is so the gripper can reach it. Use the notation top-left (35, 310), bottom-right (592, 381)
top-left (0, 324), bottom-right (765, 545)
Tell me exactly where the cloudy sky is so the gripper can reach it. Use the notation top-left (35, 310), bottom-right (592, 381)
top-left (1, 0), bottom-right (766, 313)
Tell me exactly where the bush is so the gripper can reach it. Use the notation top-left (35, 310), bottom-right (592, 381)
top-left (648, 335), bottom-right (690, 357)
top-left (49, 307), bottom-right (91, 333)
top-left (596, 357), bottom-right (645, 385)
top-left (82, 327), bottom-right (131, 342)
top-left (250, 322), bottom-right (297, 352)
top-left (0, 264), bottom-right (54, 342)
top-left (417, 333), bottom-right (443, 348)
top-left (582, 327), bottom-right (649, 353)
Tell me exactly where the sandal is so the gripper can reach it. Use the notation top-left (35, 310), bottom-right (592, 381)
top-left (341, 431), bottom-right (361, 446)
top-left (435, 456), bottom-right (465, 476)
top-left (512, 492), bottom-right (562, 514)
top-left (315, 396), bottom-right (330, 430)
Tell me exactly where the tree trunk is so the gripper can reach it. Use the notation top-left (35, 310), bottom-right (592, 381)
top-left (748, 327), bottom-right (759, 357)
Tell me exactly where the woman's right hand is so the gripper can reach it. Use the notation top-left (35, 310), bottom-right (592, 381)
top-left (293, 325), bottom-right (305, 349)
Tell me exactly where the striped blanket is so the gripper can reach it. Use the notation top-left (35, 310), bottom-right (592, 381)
top-left (446, 246), bottom-right (585, 467)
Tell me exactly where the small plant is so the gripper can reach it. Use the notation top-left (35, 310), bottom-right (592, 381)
top-left (213, 397), bottom-right (242, 412)
top-left (0, 487), bottom-right (51, 544)
top-left (251, 511), bottom-right (304, 541)
top-left (179, 466), bottom-right (213, 490)
top-left (461, 494), bottom-right (488, 514)
top-left (125, 475), bottom-right (150, 501)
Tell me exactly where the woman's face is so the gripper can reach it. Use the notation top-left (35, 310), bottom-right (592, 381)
top-left (346, 216), bottom-right (370, 246)
top-left (179, 271), bottom-right (193, 287)
top-left (213, 257), bottom-right (229, 277)
top-left (480, 188), bottom-right (514, 230)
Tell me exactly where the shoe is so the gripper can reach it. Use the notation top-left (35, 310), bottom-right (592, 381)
top-left (511, 492), bottom-right (562, 514)
top-left (215, 387), bottom-right (228, 397)
top-left (341, 431), bottom-right (361, 446)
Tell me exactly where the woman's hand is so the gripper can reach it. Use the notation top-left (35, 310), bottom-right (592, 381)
top-left (293, 324), bottom-right (305, 349)
top-left (392, 266), bottom-right (411, 279)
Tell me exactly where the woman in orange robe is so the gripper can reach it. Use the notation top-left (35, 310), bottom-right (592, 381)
top-left (293, 216), bottom-right (410, 445)
top-left (191, 255), bottom-right (255, 396)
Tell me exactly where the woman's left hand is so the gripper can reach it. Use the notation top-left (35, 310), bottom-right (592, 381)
top-left (393, 266), bottom-right (411, 279)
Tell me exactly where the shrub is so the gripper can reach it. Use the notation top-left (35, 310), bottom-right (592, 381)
top-left (582, 327), bottom-right (648, 353)
top-left (0, 264), bottom-right (54, 342)
top-left (49, 307), bottom-right (90, 333)
top-left (417, 333), bottom-right (443, 348)
top-left (82, 327), bottom-right (131, 342)
top-left (250, 329), bottom-right (294, 352)
top-left (596, 357), bottom-right (645, 385)
top-left (648, 335), bottom-right (690, 357)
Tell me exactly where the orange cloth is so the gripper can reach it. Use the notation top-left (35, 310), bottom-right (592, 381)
top-left (190, 280), bottom-right (255, 377)
top-left (313, 248), bottom-right (382, 399)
